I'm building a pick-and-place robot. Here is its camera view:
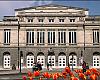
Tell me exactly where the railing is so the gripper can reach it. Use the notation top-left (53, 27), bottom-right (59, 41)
top-left (0, 42), bottom-right (99, 47)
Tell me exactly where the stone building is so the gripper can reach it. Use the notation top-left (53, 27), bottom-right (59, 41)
top-left (0, 4), bottom-right (100, 69)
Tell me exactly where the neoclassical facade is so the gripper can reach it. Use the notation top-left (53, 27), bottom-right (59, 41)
top-left (0, 4), bottom-right (100, 69)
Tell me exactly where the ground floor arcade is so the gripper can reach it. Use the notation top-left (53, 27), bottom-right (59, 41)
top-left (0, 47), bottom-right (100, 69)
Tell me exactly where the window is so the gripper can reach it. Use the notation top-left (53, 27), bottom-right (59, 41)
top-left (70, 19), bottom-right (75, 22)
top-left (4, 29), bottom-right (10, 45)
top-left (37, 56), bottom-right (45, 68)
top-left (58, 56), bottom-right (66, 68)
top-left (37, 30), bottom-right (45, 45)
top-left (58, 30), bottom-right (66, 45)
top-left (49, 19), bottom-right (54, 22)
top-left (93, 56), bottom-right (100, 68)
top-left (93, 30), bottom-right (99, 44)
top-left (4, 55), bottom-right (10, 68)
top-left (69, 30), bottom-right (76, 44)
top-left (38, 19), bottom-right (43, 22)
top-left (59, 19), bottom-right (64, 22)
top-left (27, 55), bottom-right (34, 68)
top-left (28, 19), bottom-right (33, 22)
top-left (48, 56), bottom-right (55, 68)
top-left (48, 30), bottom-right (55, 45)
top-left (69, 55), bottom-right (77, 68)
top-left (26, 30), bottom-right (34, 45)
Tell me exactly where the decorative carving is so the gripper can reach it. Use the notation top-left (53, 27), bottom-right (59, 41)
top-left (79, 17), bottom-right (84, 21)
top-left (19, 16), bottom-right (24, 22)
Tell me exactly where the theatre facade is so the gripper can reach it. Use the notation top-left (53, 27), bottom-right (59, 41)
top-left (0, 4), bottom-right (100, 69)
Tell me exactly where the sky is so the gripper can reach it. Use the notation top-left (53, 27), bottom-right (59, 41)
top-left (0, 1), bottom-right (100, 19)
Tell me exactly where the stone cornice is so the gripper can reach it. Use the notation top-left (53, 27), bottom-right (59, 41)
top-left (17, 14), bottom-right (86, 17)
top-left (20, 24), bottom-right (82, 27)
top-left (15, 4), bottom-right (88, 11)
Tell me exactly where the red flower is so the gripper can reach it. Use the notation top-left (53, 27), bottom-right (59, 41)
top-left (85, 70), bottom-right (91, 76)
top-left (69, 72), bottom-right (74, 77)
top-left (52, 74), bottom-right (58, 80)
top-left (65, 67), bottom-right (71, 73)
top-left (22, 75), bottom-right (27, 80)
top-left (29, 77), bottom-right (33, 80)
top-left (42, 72), bottom-right (49, 78)
top-left (90, 74), bottom-right (97, 80)
top-left (70, 76), bottom-right (79, 80)
top-left (34, 71), bottom-right (40, 77)
top-left (28, 71), bottom-right (32, 77)
top-left (78, 73), bottom-right (86, 79)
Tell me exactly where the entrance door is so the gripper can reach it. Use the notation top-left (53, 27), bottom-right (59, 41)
top-left (27, 55), bottom-right (34, 68)
top-left (48, 56), bottom-right (55, 68)
top-left (4, 55), bottom-right (10, 68)
top-left (93, 56), bottom-right (100, 68)
top-left (69, 55), bottom-right (77, 68)
top-left (58, 56), bottom-right (66, 68)
top-left (37, 56), bottom-right (45, 68)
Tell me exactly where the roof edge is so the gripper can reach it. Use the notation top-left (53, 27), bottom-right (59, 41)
top-left (15, 4), bottom-right (89, 11)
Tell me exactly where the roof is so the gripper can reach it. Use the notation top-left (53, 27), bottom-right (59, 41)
top-left (15, 4), bottom-right (88, 11)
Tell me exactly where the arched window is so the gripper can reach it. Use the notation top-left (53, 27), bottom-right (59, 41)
top-left (93, 52), bottom-right (100, 68)
top-left (48, 51), bottom-right (55, 68)
top-left (69, 52), bottom-right (77, 68)
top-left (26, 52), bottom-right (34, 68)
top-left (58, 52), bottom-right (66, 68)
top-left (37, 52), bottom-right (45, 68)
top-left (3, 52), bottom-right (10, 68)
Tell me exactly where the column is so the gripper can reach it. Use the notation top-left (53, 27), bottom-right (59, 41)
top-left (66, 29), bottom-right (69, 46)
top-left (34, 29), bottom-right (37, 46)
top-left (45, 29), bottom-right (48, 46)
top-left (55, 29), bottom-right (58, 46)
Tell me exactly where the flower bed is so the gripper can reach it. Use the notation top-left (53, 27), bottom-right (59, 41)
top-left (22, 67), bottom-right (100, 80)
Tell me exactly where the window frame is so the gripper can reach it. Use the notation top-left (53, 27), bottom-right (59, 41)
top-left (4, 29), bottom-right (11, 45)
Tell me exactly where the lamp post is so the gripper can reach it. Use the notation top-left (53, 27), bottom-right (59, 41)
top-left (48, 48), bottom-right (54, 67)
top-left (81, 50), bottom-right (83, 65)
top-left (48, 48), bottom-right (51, 64)
top-left (18, 21), bottom-right (20, 69)
top-left (20, 51), bottom-right (23, 73)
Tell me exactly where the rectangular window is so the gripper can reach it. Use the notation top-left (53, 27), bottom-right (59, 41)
top-left (59, 19), bottom-right (64, 22)
top-left (69, 30), bottom-right (76, 44)
top-left (49, 19), bottom-right (54, 22)
top-left (38, 19), bottom-right (43, 22)
top-left (70, 19), bottom-right (75, 22)
top-left (93, 30), bottom-right (99, 45)
top-left (4, 29), bottom-right (10, 45)
top-left (48, 30), bottom-right (55, 45)
top-left (37, 30), bottom-right (45, 45)
top-left (28, 19), bottom-right (33, 22)
top-left (58, 30), bottom-right (66, 45)
top-left (26, 30), bottom-right (34, 45)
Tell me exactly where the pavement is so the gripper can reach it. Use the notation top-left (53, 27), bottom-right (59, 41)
top-left (0, 68), bottom-right (100, 75)
top-left (0, 68), bottom-right (63, 75)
